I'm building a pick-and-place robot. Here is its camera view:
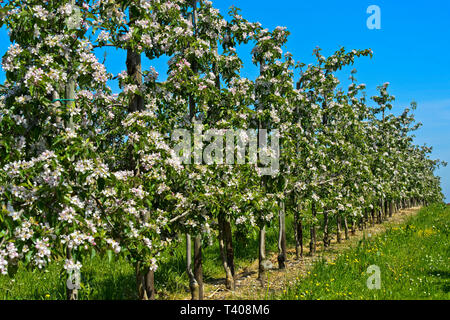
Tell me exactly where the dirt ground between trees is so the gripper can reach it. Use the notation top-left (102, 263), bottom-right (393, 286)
top-left (170, 207), bottom-right (421, 300)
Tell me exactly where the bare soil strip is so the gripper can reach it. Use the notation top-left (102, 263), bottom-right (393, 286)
top-left (173, 207), bottom-right (421, 300)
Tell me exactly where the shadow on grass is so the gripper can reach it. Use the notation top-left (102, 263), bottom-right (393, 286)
top-left (427, 270), bottom-right (450, 294)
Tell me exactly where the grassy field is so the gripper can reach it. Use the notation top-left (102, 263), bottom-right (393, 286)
top-left (0, 204), bottom-right (448, 300)
top-left (0, 213), bottom-right (301, 300)
top-left (277, 204), bottom-right (450, 300)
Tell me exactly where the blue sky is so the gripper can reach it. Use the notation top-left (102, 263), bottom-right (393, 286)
top-left (0, 0), bottom-right (449, 201)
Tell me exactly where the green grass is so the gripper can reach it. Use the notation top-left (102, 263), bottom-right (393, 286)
top-left (0, 214), bottom-right (300, 300)
top-left (0, 255), bottom-right (139, 300)
top-left (277, 204), bottom-right (450, 300)
top-left (2, 205), bottom-right (447, 300)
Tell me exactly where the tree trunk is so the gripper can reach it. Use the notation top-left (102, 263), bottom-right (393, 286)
top-left (186, 234), bottom-right (199, 300)
top-left (184, 0), bottom-right (203, 301)
top-left (389, 201), bottom-right (394, 217)
top-left (194, 235), bottom-right (203, 300)
top-left (127, 7), bottom-right (153, 300)
top-left (358, 216), bottom-right (363, 231)
top-left (136, 263), bottom-right (145, 300)
top-left (126, 5), bottom-right (144, 115)
top-left (362, 209), bottom-right (368, 230)
top-left (256, 57), bottom-right (269, 285)
top-left (66, 248), bottom-right (78, 300)
top-left (323, 210), bottom-right (329, 248)
top-left (258, 225), bottom-right (267, 284)
top-left (65, 0), bottom-right (76, 129)
top-left (65, 44), bottom-right (77, 300)
top-left (294, 203), bottom-right (303, 260)
top-left (136, 263), bottom-right (155, 300)
top-left (65, 78), bottom-right (75, 123)
top-left (336, 215), bottom-right (342, 243)
top-left (218, 214), bottom-right (235, 291)
top-left (277, 201), bottom-right (287, 269)
top-left (384, 200), bottom-right (389, 220)
top-left (309, 201), bottom-right (317, 255)
top-left (377, 200), bottom-right (383, 223)
top-left (351, 217), bottom-right (357, 234)
top-left (371, 207), bottom-right (375, 227)
top-left (344, 216), bottom-right (350, 240)
top-left (145, 270), bottom-right (155, 299)
top-left (364, 209), bottom-right (369, 229)
top-left (223, 219), bottom-right (235, 277)
top-left (126, 51), bottom-right (144, 112)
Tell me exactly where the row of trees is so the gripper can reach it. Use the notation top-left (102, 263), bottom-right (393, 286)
top-left (0, 0), bottom-right (445, 300)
